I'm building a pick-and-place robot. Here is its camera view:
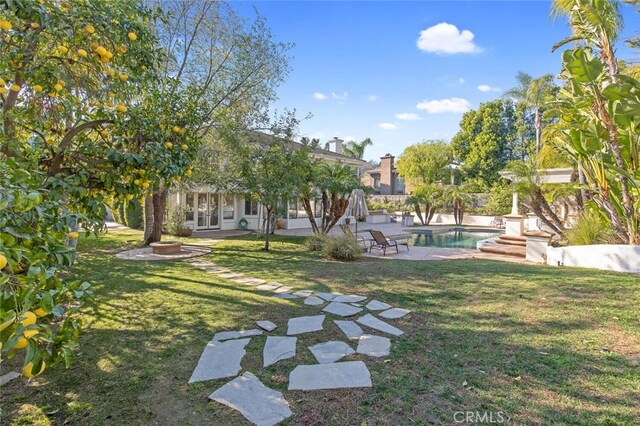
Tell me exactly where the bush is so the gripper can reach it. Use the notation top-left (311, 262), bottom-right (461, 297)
top-left (165, 205), bottom-right (189, 236)
top-left (124, 199), bottom-right (143, 230)
top-left (322, 235), bottom-right (363, 261)
top-left (566, 210), bottom-right (617, 245)
top-left (304, 233), bottom-right (328, 251)
top-left (480, 183), bottom-right (513, 216)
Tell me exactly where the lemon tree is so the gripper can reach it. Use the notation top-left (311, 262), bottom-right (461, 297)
top-left (0, 0), bottom-right (200, 377)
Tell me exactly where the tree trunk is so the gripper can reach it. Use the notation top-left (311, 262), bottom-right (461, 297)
top-left (143, 196), bottom-right (154, 244)
top-left (263, 208), bottom-right (271, 251)
top-left (534, 107), bottom-right (542, 153)
top-left (530, 196), bottom-right (563, 235)
top-left (577, 167), bottom-right (589, 207)
top-left (534, 189), bottom-right (564, 235)
top-left (145, 188), bottom-right (167, 245)
top-left (301, 197), bottom-right (320, 233)
top-left (413, 203), bottom-right (425, 225)
top-left (425, 203), bottom-right (436, 225)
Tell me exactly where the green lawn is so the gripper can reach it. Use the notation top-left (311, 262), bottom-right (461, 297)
top-left (3, 229), bottom-right (640, 425)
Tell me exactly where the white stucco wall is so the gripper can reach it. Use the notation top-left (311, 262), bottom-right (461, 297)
top-left (424, 214), bottom-right (495, 227)
top-left (546, 244), bottom-right (640, 274)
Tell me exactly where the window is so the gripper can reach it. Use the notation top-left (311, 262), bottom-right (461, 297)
top-left (222, 195), bottom-right (234, 219)
top-left (244, 197), bottom-right (259, 216)
top-left (185, 193), bottom-right (194, 221)
top-left (373, 177), bottom-right (380, 190)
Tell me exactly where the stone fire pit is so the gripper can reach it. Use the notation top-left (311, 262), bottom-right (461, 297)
top-left (150, 241), bottom-right (182, 255)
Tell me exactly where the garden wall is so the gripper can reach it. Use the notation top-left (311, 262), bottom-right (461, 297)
top-left (417, 213), bottom-right (495, 227)
top-left (546, 244), bottom-right (640, 274)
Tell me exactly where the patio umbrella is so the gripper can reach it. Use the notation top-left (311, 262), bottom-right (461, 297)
top-left (346, 189), bottom-right (369, 236)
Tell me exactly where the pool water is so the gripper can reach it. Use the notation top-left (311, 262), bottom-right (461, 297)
top-left (410, 228), bottom-right (503, 249)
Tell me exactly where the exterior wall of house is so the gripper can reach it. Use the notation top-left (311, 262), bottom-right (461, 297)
top-left (379, 155), bottom-right (394, 195)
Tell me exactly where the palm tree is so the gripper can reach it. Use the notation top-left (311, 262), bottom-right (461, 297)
top-left (443, 185), bottom-right (470, 226)
top-left (505, 72), bottom-right (556, 153)
top-left (343, 138), bottom-right (373, 160)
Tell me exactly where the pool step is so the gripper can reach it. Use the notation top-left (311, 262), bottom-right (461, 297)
top-left (479, 244), bottom-right (526, 258)
top-left (495, 235), bottom-right (526, 247)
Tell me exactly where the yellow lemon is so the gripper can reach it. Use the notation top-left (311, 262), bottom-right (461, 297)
top-left (0, 20), bottom-right (12, 30)
top-left (59, 45), bottom-right (68, 54)
top-left (54, 83), bottom-right (62, 92)
top-left (165, 142), bottom-right (173, 149)
top-left (0, 78), bottom-right (4, 85)
top-left (185, 169), bottom-right (192, 177)
top-left (23, 361), bottom-right (46, 378)
top-left (78, 49), bottom-right (87, 57)
top-left (33, 308), bottom-right (47, 317)
top-left (181, 144), bottom-right (188, 150)
top-left (125, 194), bottom-right (134, 201)
top-left (107, 69), bottom-right (116, 77)
top-left (105, 51), bottom-right (113, 59)
top-left (96, 46), bottom-right (107, 56)
top-left (11, 84), bottom-right (20, 92)
top-left (86, 24), bottom-right (95, 34)
top-left (20, 312), bottom-right (37, 327)
top-left (45, 138), bottom-right (54, 145)
top-left (100, 130), bottom-right (109, 138)
top-left (116, 44), bottom-right (127, 53)
top-left (23, 329), bottom-right (38, 339)
top-left (0, 87), bottom-right (8, 95)
top-left (133, 179), bottom-right (141, 185)
top-left (118, 74), bottom-right (128, 81)
top-left (172, 126), bottom-right (181, 133)
top-left (127, 32), bottom-right (137, 41)
top-left (108, 92), bottom-right (115, 98)
top-left (31, 22), bottom-right (40, 29)
top-left (68, 231), bottom-right (79, 239)
top-left (33, 84), bottom-right (43, 92)
top-left (139, 169), bottom-right (146, 175)
top-left (15, 337), bottom-right (28, 349)
top-left (116, 103), bottom-right (127, 113)
top-left (142, 181), bottom-right (150, 189)
top-left (0, 252), bottom-right (7, 269)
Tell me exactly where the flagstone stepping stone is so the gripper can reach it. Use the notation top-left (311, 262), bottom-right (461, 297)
top-left (256, 282), bottom-right (282, 291)
top-left (332, 294), bottom-right (367, 303)
top-left (218, 272), bottom-right (244, 279)
top-left (287, 315), bottom-right (325, 335)
top-left (379, 308), bottom-right (411, 319)
top-left (256, 320), bottom-right (277, 332)
top-left (0, 371), bottom-right (20, 386)
top-left (209, 372), bottom-right (292, 426)
top-left (356, 314), bottom-right (404, 336)
top-left (238, 278), bottom-right (267, 286)
top-left (366, 300), bottom-right (391, 311)
top-left (288, 361), bottom-right (372, 390)
top-left (213, 329), bottom-right (263, 341)
top-left (188, 338), bottom-right (250, 383)
top-left (293, 290), bottom-right (313, 297)
top-left (304, 296), bottom-right (324, 306)
top-left (273, 286), bottom-right (293, 294)
top-left (263, 336), bottom-right (297, 367)
top-left (201, 266), bottom-right (231, 273)
top-left (322, 301), bottom-right (363, 317)
top-left (357, 334), bottom-right (391, 357)
top-left (309, 341), bottom-right (355, 364)
top-left (273, 293), bottom-right (299, 300)
top-left (334, 320), bottom-right (364, 340)
top-left (315, 292), bottom-right (342, 301)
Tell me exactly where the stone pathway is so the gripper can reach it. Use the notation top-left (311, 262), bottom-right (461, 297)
top-left (186, 257), bottom-right (412, 425)
top-left (209, 372), bottom-right (292, 426)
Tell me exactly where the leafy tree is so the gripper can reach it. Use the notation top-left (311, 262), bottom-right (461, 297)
top-left (406, 184), bottom-right (443, 225)
top-left (0, 0), bottom-right (174, 377)
top-left (300, 136), bottom-right (322, 149)
top-left (343, 137), bottom-right (373, 160)
top-left (549, 0), bottom-right (640, 244)
top-left (443, 185), bottom-right (471, 225)
top-left (142, 1), bottom-right (292, 244)
top-left (395, 140), bottom-right (452, 190)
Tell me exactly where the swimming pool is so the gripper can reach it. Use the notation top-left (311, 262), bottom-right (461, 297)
top-left (409, 228), bottom-right (503, 249)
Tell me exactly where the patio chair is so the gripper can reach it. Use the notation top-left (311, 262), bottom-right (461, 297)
top-left (489, 216), bottom-right (505, 228)
top-left (340, 224), bottom-right (368, 251)
top-left (368, 229), bottom-right (410, 256)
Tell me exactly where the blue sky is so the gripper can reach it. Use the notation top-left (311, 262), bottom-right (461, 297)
top-left (235, 1), bottom-right (639, 161)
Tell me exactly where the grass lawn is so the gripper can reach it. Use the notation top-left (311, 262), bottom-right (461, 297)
top-left (2, 228), bottom-right (639, 425)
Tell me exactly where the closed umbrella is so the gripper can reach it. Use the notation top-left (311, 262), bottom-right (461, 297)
top-left (346, 189), bottom-right (369, 236)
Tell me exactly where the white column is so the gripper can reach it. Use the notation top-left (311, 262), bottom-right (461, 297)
top-left (511, 192), bottom-right (519, 215)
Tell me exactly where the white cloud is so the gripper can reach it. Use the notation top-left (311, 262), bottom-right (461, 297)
top-left (416, 97), bottom-right (470, 114)
top-left (395, 113), bottom-right (422, 121)
top-left (459, 77), bottom-right (465, 84)
top-left (478, 84), bottom-right (501, 92)
top-left (332, 92), bottom-right (348, 101)
top-left (378, 122), bottom-right (397, 130)
top-left (367, 95), bottom-right (378, 102)
top-left (417, 22), bottom-right (481, 55)
top-left (313, 92), bottom-right (327, 100)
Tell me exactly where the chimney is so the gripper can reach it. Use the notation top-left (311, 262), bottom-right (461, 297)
top-left (379, 154), bottom-right (395, 195)
top-left (331, 137), bottom-right (343, 154)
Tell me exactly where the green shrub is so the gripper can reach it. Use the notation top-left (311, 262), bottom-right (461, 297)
top-left (304, 233), bottom-right (328, 251)
top-left (480, 183), bottom-right (513, 216)
top-left (124, 199), bottom-right (143, 229)
top-left (165, 205), bottom-right (189, 236)
top-left (322, 235), bottom-right (363, 261)
top-left (566, 210), bottom-right (617, 245)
